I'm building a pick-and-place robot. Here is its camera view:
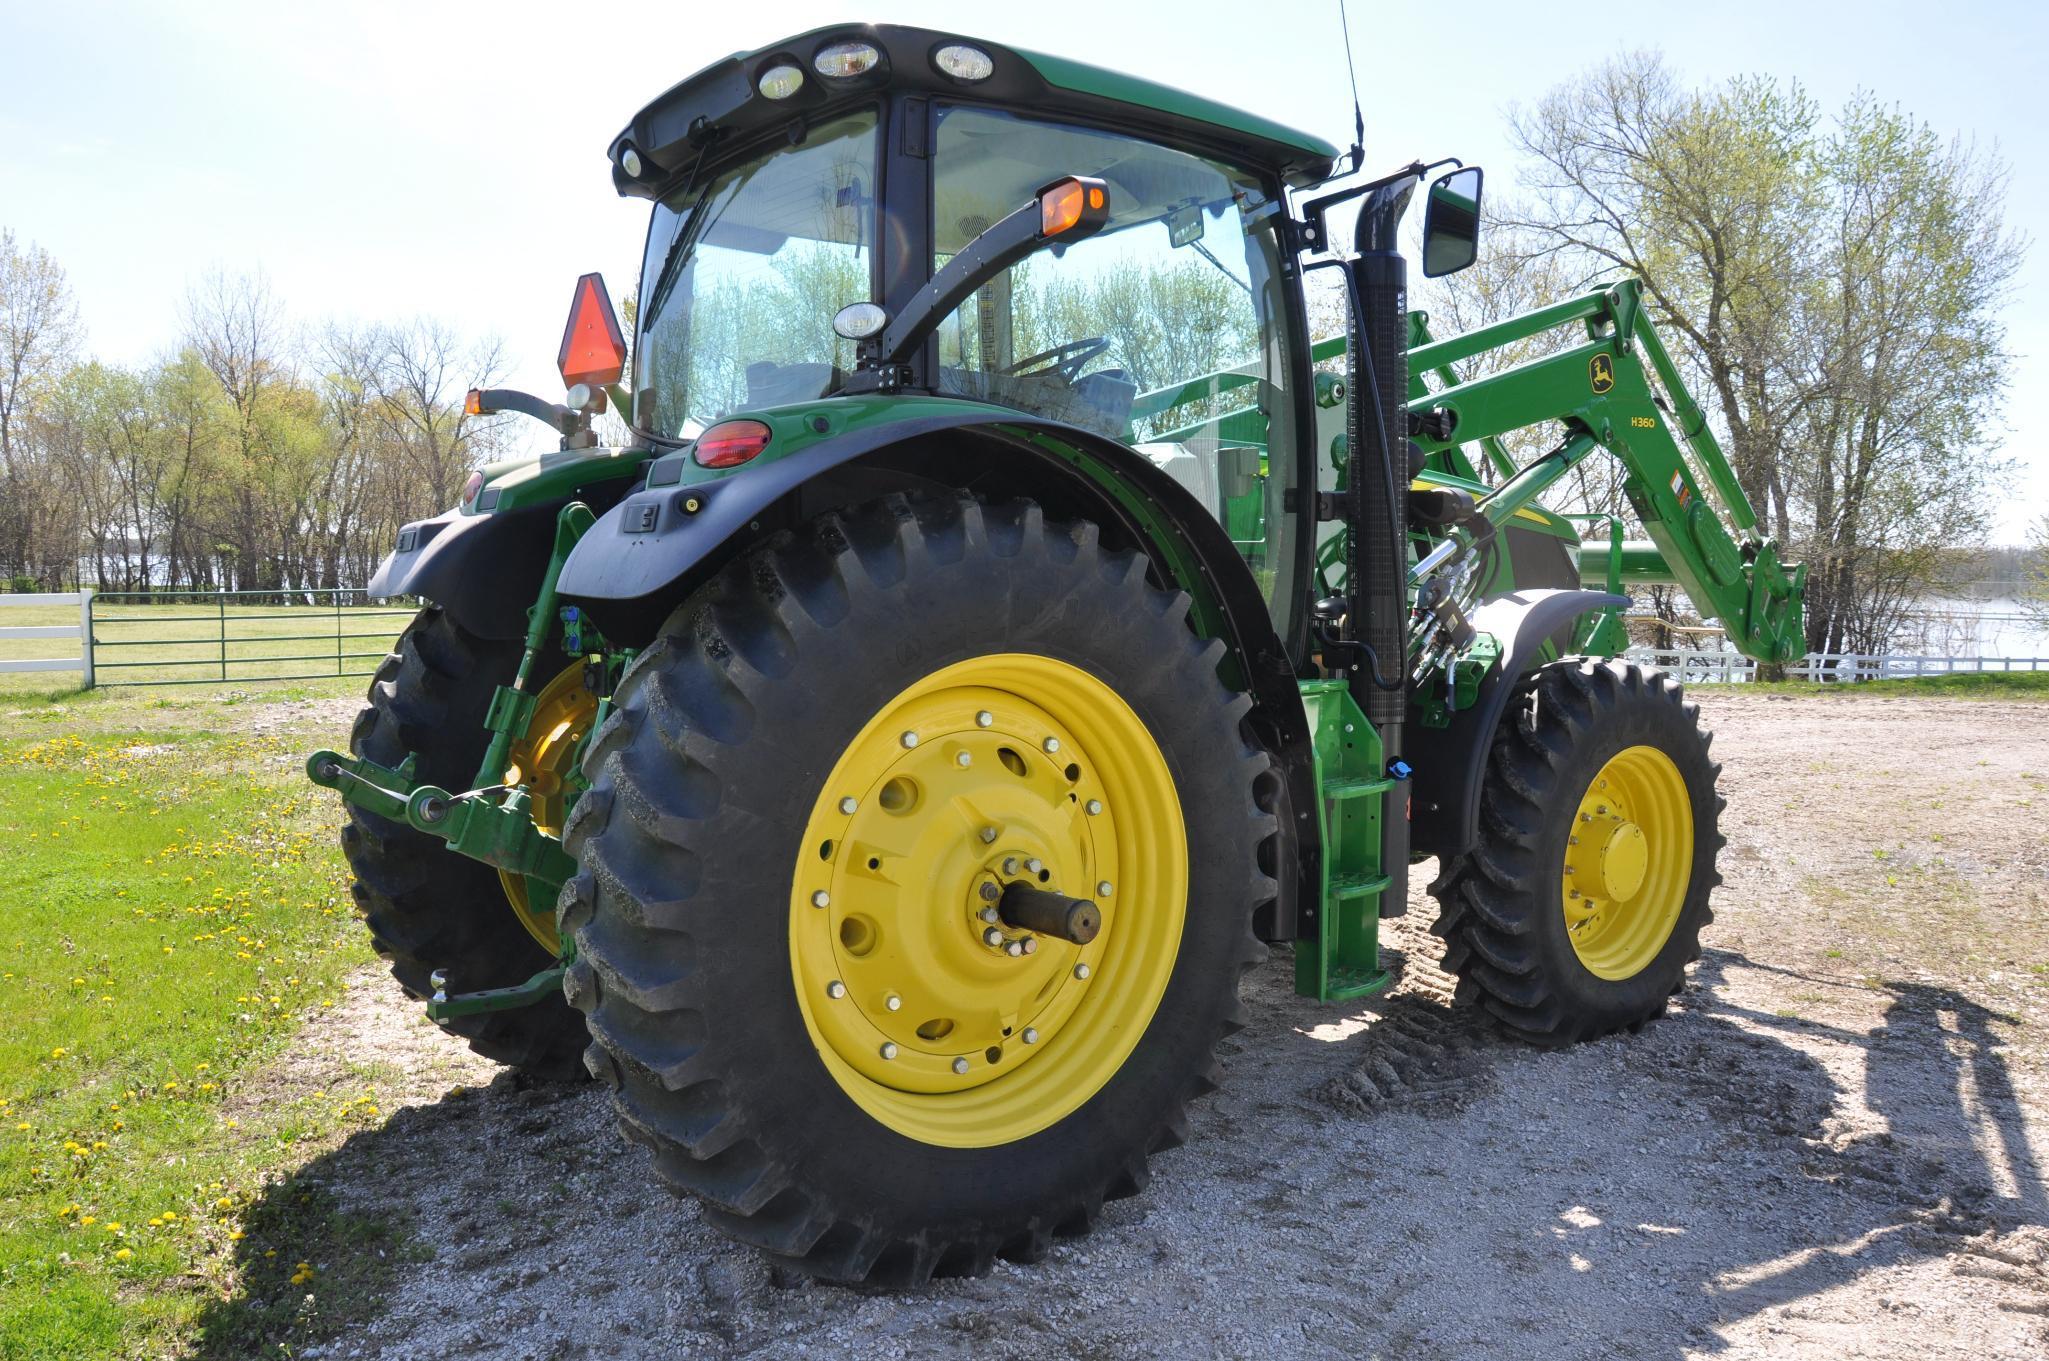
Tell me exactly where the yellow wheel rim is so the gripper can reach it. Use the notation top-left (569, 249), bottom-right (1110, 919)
top-left (497, 661), bottom-right (599, 955)
top-left (1560, 744), bottom-right (1692, 981)
top-left (789, 654), bottom-right (1187, 1149)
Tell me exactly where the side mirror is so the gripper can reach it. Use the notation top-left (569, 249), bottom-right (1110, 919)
top-left (1421, 167), bottom-right (1483, 278)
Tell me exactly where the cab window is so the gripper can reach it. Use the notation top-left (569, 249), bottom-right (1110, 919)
top-left (929, 105), bottom-right (1302, 614)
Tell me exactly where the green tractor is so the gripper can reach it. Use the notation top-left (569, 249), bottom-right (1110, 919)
top-left (310, 25), bottom-right (1805, 1282)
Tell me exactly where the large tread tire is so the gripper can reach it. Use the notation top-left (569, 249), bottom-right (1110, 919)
top-left (560, 493), bottom-right (1274, 1284)
top-left (1429, 658), bottom-right (1723, 1045)
top-left (341, 606), bottom-right (589, 1079)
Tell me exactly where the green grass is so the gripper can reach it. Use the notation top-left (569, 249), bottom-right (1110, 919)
top-left (0, 678), bottom-right (402, 1358)
top-left (0, 600), bottom-right (410, 696)
top-left (1748, 671), bottom-right (2049, 701)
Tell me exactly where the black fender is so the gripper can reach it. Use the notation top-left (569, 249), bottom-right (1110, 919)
top-left (367, 503), bottom-right (562, 640)
top-left (558, 406), bottom-right (1321, 940)
top-left (1408, 588), bottom-right (1630, 861)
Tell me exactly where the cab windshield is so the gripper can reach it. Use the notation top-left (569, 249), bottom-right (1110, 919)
top-left (632, 111), bottom-right (878, 438)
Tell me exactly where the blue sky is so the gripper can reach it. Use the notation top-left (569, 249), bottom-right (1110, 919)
top-left (2, 0), bottom-right (2041, 541)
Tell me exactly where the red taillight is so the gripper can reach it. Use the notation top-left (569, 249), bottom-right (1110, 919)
top-left (693, 419), bottom-right (773, 468)
top-left (463, 471), bottom-right (484, 504)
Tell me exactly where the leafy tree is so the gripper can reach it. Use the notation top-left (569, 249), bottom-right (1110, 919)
top-left (2024, 513), bottom-right (2049, 627)
top-left (1470, 53), bottom-right (2023, 655)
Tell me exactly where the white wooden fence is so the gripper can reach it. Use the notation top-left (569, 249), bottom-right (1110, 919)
top-left (0, 591), bottom-right (94, 686)
top-left (1625, 648), bottom-right (2048, 683)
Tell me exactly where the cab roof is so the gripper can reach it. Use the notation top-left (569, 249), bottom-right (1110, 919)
top-left (607, 23), bottom-right (1340, 199)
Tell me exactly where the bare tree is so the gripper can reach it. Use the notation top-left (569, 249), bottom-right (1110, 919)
top-left (0, 229), bottom-right (83, 584)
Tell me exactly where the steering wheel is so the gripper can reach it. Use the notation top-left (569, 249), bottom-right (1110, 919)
top-left (1002, 336), bottom-right (1111, 383)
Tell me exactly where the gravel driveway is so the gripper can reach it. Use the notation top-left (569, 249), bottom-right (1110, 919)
top-left (222, 689), bottom-right (2049, 1360)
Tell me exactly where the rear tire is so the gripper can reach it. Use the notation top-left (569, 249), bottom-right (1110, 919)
top-left (1429, 658), bottom-right (1722, 1044)
top-left (561, 493), bottom-right (1273, 1283)
top-left (341, 606), bottom-right (588, 1079)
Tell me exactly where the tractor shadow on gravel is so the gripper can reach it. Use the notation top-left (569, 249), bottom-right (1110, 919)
top-left (184, 942), bottom-right (2049, 1359)
top-left (1285, 941), bottom-right (2049, 1355)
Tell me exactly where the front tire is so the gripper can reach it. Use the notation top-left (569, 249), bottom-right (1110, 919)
top-left (561, 494), bottom-right (1273, 1283)
top-left (1429, 658), bottom-right (1722, 1044)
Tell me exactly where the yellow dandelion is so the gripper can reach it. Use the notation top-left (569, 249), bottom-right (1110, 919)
top-left (114, 1247), bottom-right (132, 1260)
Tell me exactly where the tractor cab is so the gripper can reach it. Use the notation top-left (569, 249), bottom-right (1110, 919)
top-left (609, 24), bottom-right (1353, 621)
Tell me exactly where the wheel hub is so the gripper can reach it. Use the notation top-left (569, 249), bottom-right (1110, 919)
top-left (788, 654), bottom-right (1186, 1148)
top-left (797, 686), bottom-right (1113, 1094)
top-left (497, 661), bottom-right (599, 954)
top-left (1571, 816), bottom-right (1648, 903)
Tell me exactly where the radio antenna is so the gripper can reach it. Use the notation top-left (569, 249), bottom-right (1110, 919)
top-left (1338, 0), bottom-right (1365, 173)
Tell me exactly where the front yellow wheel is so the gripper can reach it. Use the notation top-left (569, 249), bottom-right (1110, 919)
top-left (789, 654), bottom-right (1186, 1148)
top-left (1560, 745), bottom-right (1693, 980)
top-left (1431, 658), bottom-right (1718, 1045)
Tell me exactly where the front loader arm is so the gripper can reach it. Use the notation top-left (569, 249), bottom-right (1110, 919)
top-left (1405, 280), bottom-right (1806, 665)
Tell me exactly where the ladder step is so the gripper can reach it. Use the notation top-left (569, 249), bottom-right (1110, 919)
top-left (1322, 777), bottom-right (1393, 800)
top-left (1330, 872), bottom-right (1391, 901)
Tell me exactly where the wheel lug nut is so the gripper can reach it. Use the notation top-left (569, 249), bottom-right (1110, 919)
top-left (980, 906), bottom-right (999, 923)
top-left (984, 928), bottom-right (1005, 947)
top-left (1043, 736), bottom-right (1061, 753)
top-left (1085, 799), bottom-right (1103, 816)
top-left (1097, 881), bottom-right (1113, 897)
top-left (952, 1057), bottom-right (970, 1075)
top-left (839, 797), bottom-right (857, 815)
top-left (1073, 963), bottom-right (1091, 980)
top-left (880, 1042), bottom-right (898, 1060)
top-left (899, 731), bottom-right (919, 749)
top-left (1022, 1027), bottom-right (1039, 1044)
top-left (811, 890), bottom-right (830, 908)
top-left (979, 882), bottom-right (1000, 902)
top-left (1026, 858), bottom-right (1043, 875)
top-left (1006, 941), bottom-right (1023, 957)
top-left (1022, 937), bottom-right (1038, 954)
top-left (1002, 857), bottom-right (1019, 875)
top-left (979, 826), bottom-right (998, 844)
top-left (975, 711), bottom-right (994, 728)
top-left (826, 980), bottom-right (846, 999)
top-left (956, 751), bottom-right (972, 767)
top-left (885, 993), bottom-right (902, 1011)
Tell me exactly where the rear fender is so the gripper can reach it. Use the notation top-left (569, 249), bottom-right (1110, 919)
top-left (1408, 588), bottom-right (1630, 860)
top-left (369, 447), bottom-right (654, 640)
top-left (369, 504), bottom-right (561, 640)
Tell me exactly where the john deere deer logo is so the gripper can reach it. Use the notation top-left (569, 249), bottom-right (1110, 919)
top-left (1589, 353), bottom-right (1615, 394)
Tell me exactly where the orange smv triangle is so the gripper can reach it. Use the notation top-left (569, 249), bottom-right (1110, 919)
top-left (557, 273), bottom-right (627, 387)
